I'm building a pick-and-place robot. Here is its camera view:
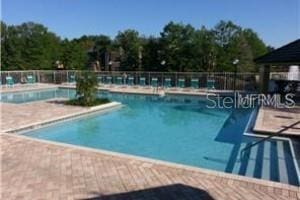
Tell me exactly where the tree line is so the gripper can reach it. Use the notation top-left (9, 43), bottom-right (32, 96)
top-left (1, 20), bottom-right (270, 72)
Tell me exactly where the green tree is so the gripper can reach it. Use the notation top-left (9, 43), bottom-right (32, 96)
top-left (1, 22), bottom-right (61, 70)
top-left (160, 22), bottom-right (196, 72)
top-left (142, 36), bottom-right (162, 71)
top-left (1, 22), bottom-right (25, 70)
top-left (242, 29), bottom-right (268, 58)
top-left (75, 72), bottom-right (98, 105)
top-left (213, 21), bottom-right (255, 71)
top-left (60, 39), bottom-right (87, 69)
top-left (1, 20), bottom-right (269, 72)
top-left (192, 27), bottom-right (217, 71)
top-left (115, 29), bottom-right (142, 71)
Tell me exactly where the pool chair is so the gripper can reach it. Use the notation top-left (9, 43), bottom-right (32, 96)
top-left (97, 76), bottom-right (104, 85)
top-left (68, 75), bottom-right (76, 84)
top-left (191, 78), bottom-right (199, 90)
top-left (207, 79), bottom-right (215, 90)
top-left (116, 76), bottom-right (123, 85)
top-left (5, 76), bottom-right (14, 88)
top-left (105, 76), bottom-right (113, 85)
top-left (127, 76), bottom-right (134, 86)
top-left (151, 77), bottom-right (158, 88)
top-left (27, 75), bottom-right (35, 84)
top-left (164, 78), bottom-right (172, 89)
top-left (177, 78), bottom-right (185, 89)
top-left (139, 77), bottom-right (146, 87)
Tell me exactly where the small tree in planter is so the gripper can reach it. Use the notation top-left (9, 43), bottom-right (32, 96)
top-left (66, 72), bottom-right (110, 106)
top-left (76, 72), bottom-right (97, 105)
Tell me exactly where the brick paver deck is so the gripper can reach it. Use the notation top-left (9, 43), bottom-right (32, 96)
top-left (1, 101), bottom-right (90, 132)
top-left (1, 83), bottom-right (57, 93)
top-left (1, 134), bottom-right (300, 200)
top-left (254, 106), bottom-right (300, 136)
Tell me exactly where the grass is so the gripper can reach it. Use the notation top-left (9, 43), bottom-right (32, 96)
top-left (65, 98), bottom-right (111, 107)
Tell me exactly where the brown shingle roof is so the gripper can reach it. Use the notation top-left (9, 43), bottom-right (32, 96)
top-left (254, 39), bottom-right (300, 65)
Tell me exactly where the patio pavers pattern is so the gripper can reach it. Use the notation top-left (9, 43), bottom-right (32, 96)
top-left (1, 101), bottom-right (88, 132)
top-left (254, 106), bottom-right (300, 136)
top-left (1, 134), bottom-right (300, 200)
top-left (1, 83), bottom-right (57, 93)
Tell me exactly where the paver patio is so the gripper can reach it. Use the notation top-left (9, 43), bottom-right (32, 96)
top-left (1, 133), bottom-right (300, 200)
top-left (254, 106), bottom-right (300, 136)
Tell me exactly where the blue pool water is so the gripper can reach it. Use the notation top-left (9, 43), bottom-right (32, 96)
top-left (0, 88), bottom-right (76, 103)
top-left (2, 88), bottom-right (299, 185)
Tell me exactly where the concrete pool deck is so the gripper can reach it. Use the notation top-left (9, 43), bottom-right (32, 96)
top-left (1, 84), bottom-right (300, 199)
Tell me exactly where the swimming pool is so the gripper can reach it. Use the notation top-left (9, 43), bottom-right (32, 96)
top-left (8, 88), bottom-right (297, 186)
top-left (0, 88), bottom-right (76, 103)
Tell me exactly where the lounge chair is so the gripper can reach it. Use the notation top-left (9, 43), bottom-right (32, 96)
top-left (127, 76), bottom-right (134, 86)
top-left (151, 77), bottom-right (158, 88)
top-left (191, 78), bottom-right (199, 89)
top-left (5, 76), bottom-right (14, 88)
top-left (97, 76), bottom-right (104, 85)
top-left (27, 75), bottom-right (35, 84)
top-left (116, 77), bottom-right (123, 85)
top-left (177, 78), bottom-right (185, 89)
top-left (139, 77), bottom-right (146, 87)
top-left (106, 76), bottom-right (112, 85)
top-left (207, 79), bottom-right (215, 90)
top-left (164, 78), bottom-right (172, 88)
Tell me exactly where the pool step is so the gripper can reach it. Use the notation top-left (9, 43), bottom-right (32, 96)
top-left (231, 140), bottom-right (299, 186)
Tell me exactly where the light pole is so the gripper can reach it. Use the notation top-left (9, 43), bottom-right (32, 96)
top-left (233, 59), bottom-right (239, 93)
top-left (108, 61), bottom-right (113, 71)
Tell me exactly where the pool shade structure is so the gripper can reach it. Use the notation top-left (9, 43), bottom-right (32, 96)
top-left (254, 39), bottom-right (300, 93)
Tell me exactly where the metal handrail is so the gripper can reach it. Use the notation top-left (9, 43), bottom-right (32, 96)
top-left (241, 121), bottom-right (300, 158)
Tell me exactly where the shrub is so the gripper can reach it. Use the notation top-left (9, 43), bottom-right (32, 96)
top-left (66, 72), bottom-right (110, 106)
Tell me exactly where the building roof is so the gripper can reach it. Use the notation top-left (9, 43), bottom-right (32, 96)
top-left (254, 39), bottom-right (300, 65)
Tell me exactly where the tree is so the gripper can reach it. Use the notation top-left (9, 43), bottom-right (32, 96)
top-left (192, 27), bottom-right (217, 71)
top-left (160, 22), bottom-right (196, 72)
top-left (1, 22), bottom-right (61, 70)
top-left (242, 29), bottom-right (268, 58)
top-left (213, 21), bottom-right (263, 71)
top-left (75, 72), bottom-right (98, 105)
top-left (60, 39), bottom-right (87, 70)
top-left (1, 20), bottom-right (269, 72)
top-left (1, 22), bottom-right (25, 70)
top-left (142, 36), bottom-right (162, 71)
top-left (115, 29), bottom-right (142, 71)
top-left (66, 72), bottom-right (110, 106)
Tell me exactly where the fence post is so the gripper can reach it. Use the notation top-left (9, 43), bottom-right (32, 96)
top-left (67, 71), bottom-right (69, 83)
top-left (224, 72), bottom-right (227, 90)
top-left (53, 71), bottom-right (56, 84)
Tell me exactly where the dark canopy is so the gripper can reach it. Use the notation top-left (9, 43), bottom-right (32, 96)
top-left (255, 39), bottom-right (300, 65)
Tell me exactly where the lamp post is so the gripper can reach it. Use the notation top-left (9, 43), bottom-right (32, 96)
top-left (233, 59), bottom-right (239, 93)
top-left (108, 61), bottom-right (113, 71)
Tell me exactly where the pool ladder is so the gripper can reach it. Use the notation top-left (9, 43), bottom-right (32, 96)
top-left (240, 120), bottom-right (300, 159)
